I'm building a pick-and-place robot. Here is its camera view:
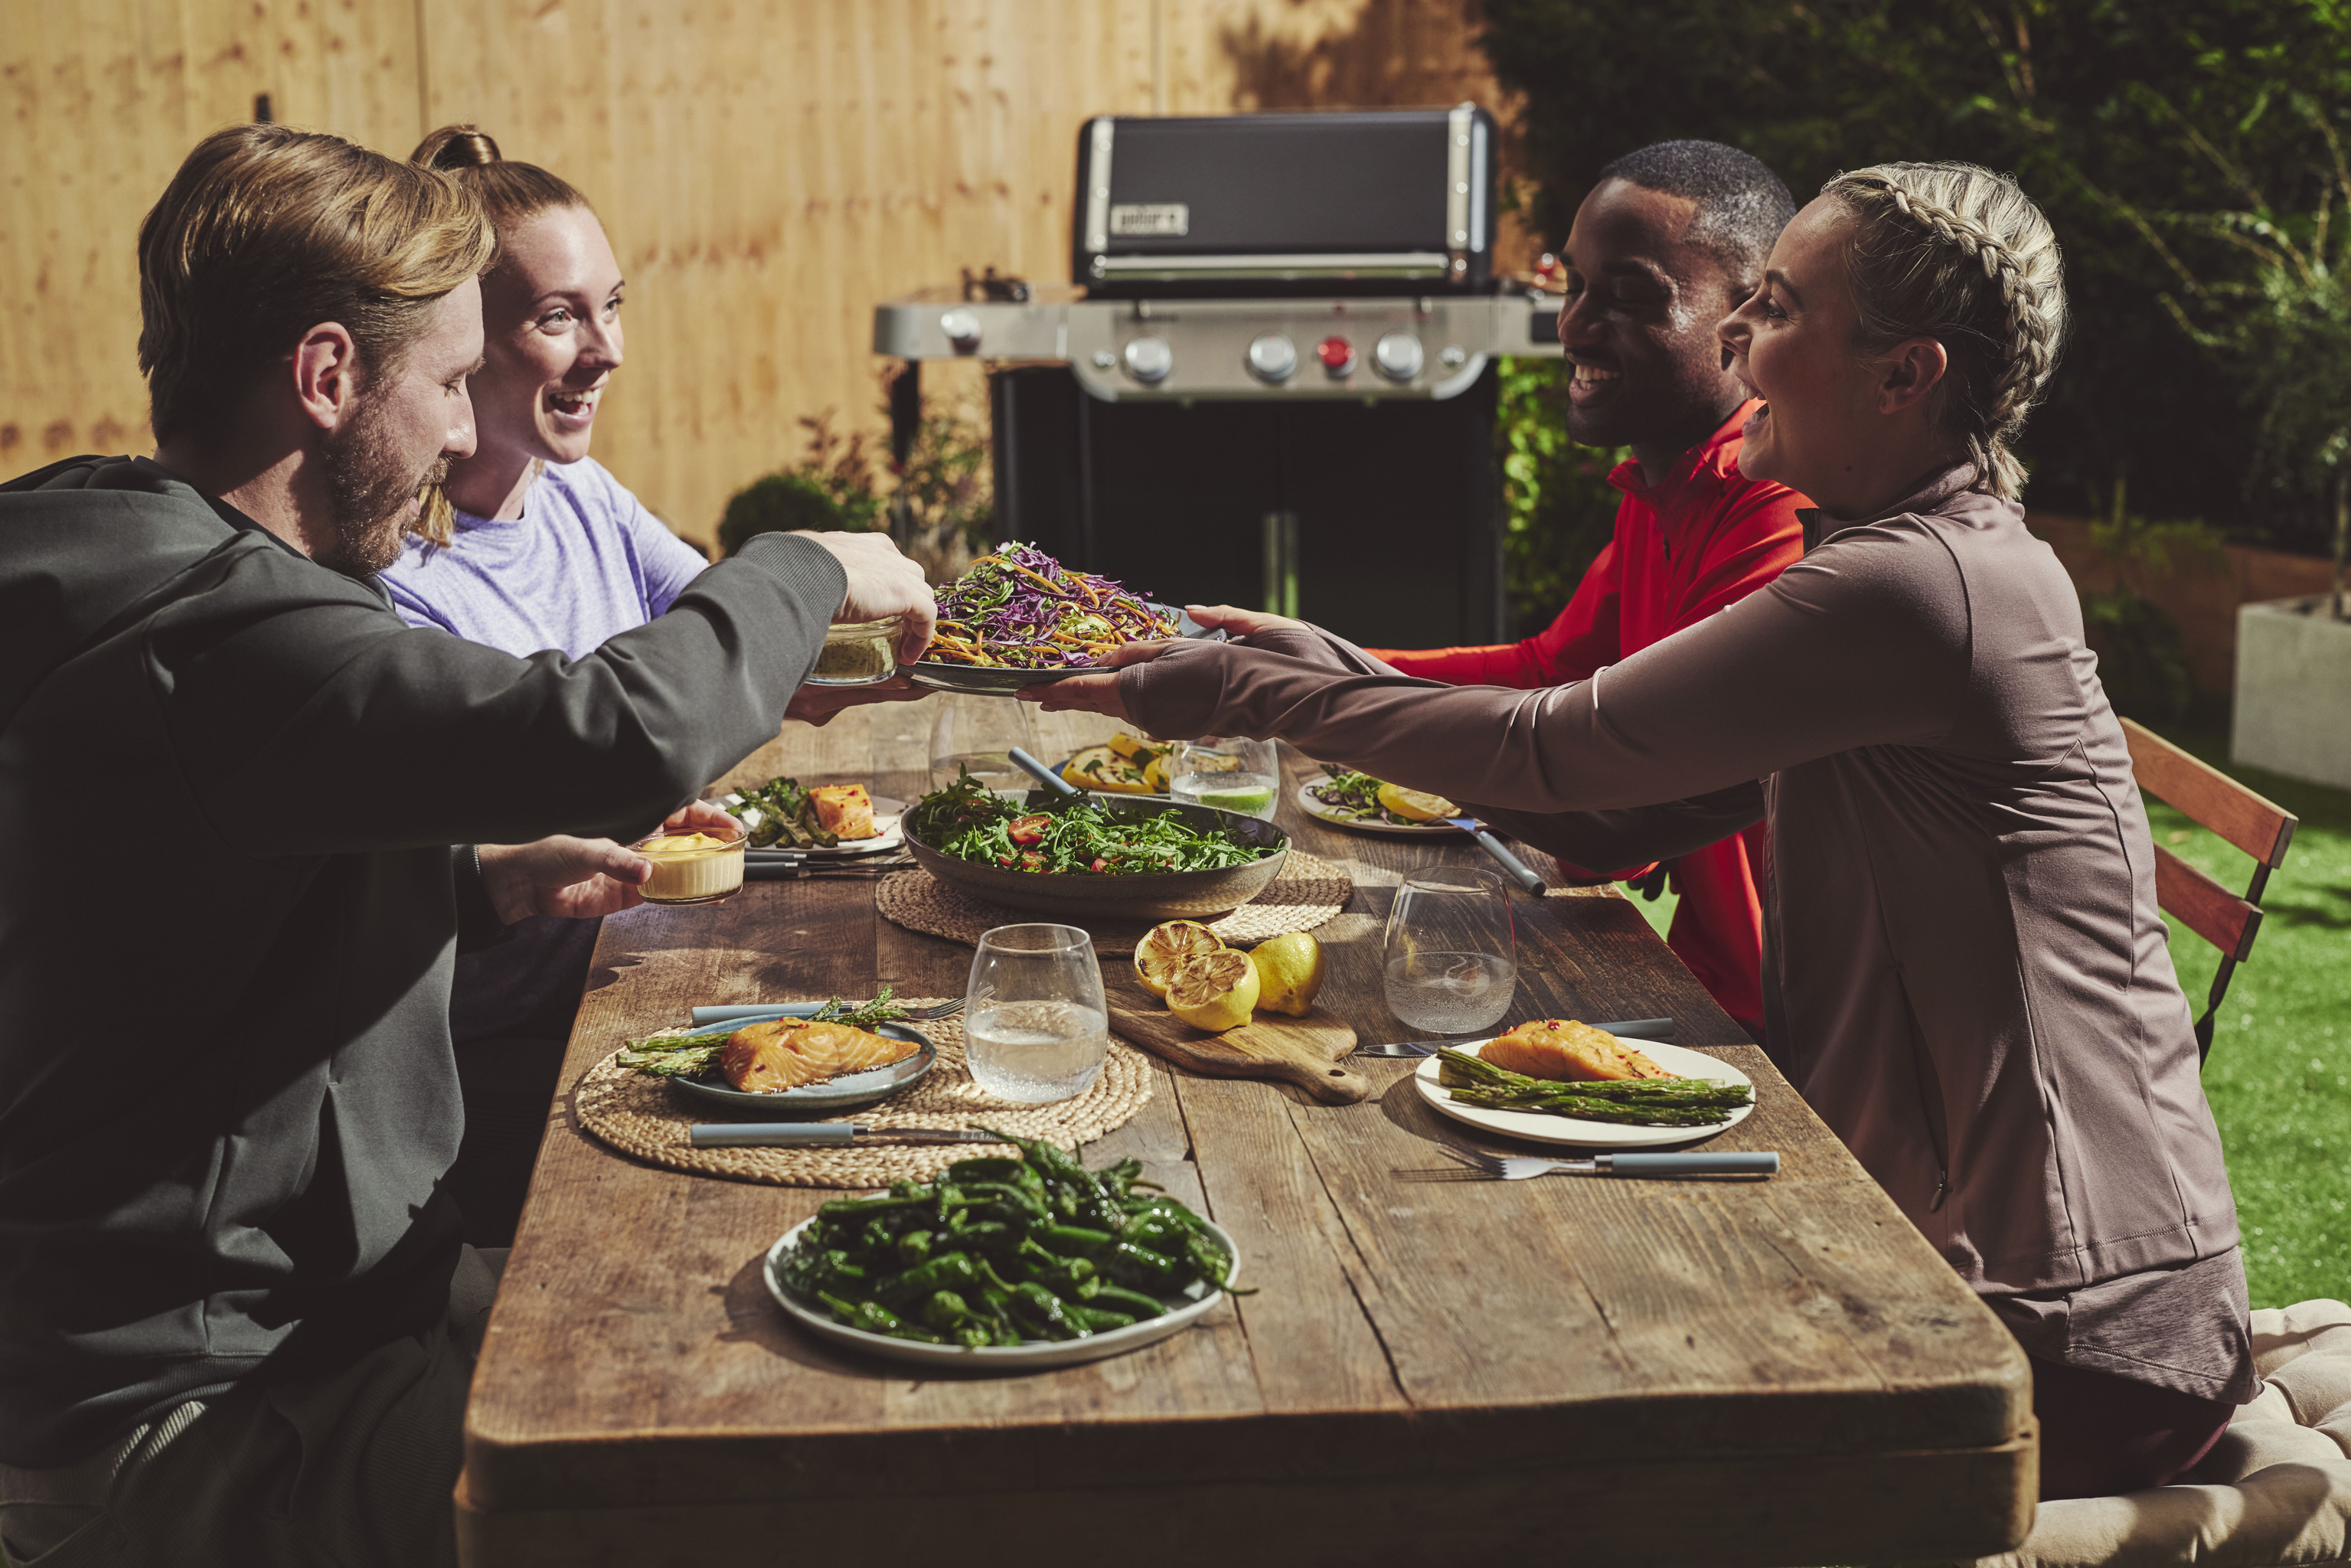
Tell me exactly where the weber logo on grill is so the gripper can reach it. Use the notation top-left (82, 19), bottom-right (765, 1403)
top-left (1109, 203), bottom-right (1189, 237)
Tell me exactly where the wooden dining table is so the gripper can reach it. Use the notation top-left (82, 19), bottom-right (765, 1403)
top-left (455, 705), bottom-right (2036, 1568)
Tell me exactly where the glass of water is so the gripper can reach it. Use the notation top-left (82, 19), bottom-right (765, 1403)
top-left (929, 693), bottom-right (1037, 799)
top-left (1168, 735), bottom-right (1279, 818)
top-left (963, 923), bottom-right (1111, 1103)
top-left (1383, 866), bottom-right (1518, 1037)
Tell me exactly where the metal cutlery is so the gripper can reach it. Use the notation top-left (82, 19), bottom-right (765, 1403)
top-left (688, 1122), bottom-right (996, 1148)
top-left (1353, 1017), bottom-right (1674, 1057)
top-left (1438, 813), bottom-right (1549, 896)
top-left (1441, 1144), bottom-right (1778, 1180)
top-left (690, 998), bottom-right (966, 1026)
top-left (743, 851), bottom-right (913, 880)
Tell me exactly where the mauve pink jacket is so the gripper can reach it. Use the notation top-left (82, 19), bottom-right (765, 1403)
top-left (1122, 466), bottom-right (2255, 1401)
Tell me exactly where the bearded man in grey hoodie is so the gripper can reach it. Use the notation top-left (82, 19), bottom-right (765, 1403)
top-left (0, 124), bottom-right (932, 1566)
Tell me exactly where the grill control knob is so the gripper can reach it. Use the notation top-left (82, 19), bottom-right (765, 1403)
top-left (1246, 334), bottom-right (1298, 384)
top-left (1122, 335), bottom-right (1173, 384)
top-left (939, 307), bottom-right (982, 354)
top-left (1373, 332), bottom-right (1425, 382)
top-left (1317, 335), bottom-right (1356, 376)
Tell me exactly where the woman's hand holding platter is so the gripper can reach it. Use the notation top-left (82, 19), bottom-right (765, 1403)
top-left (1020, 602), bottom-right (1295, 720)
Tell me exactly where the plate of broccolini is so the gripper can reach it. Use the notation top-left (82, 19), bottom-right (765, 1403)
top-left (764, 1129), bottom-right (1245, 1367)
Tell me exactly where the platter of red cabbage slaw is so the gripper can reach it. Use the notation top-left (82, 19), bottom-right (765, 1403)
top-left (908, 543), bottom-right (1223, 694)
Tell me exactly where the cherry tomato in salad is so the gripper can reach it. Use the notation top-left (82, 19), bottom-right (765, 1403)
top-left (1007, 814), bottom-right (1052, 847)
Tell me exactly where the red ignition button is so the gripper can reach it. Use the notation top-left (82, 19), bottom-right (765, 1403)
top-left (1317, 335), bottom-right (1356, 375)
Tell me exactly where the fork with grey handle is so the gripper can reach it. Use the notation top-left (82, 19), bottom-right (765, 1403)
top-left (1443, 1145), bottom-right (1778, 1180)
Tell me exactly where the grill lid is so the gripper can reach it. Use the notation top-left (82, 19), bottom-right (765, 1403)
top-left (1075, 105), bottom-right (1497, 296)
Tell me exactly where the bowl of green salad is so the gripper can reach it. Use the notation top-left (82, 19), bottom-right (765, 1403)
top-left (903, 770), bottom-right (1289, 921)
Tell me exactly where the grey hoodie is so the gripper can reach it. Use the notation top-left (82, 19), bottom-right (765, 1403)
top-left (1122, 465), bottom-right (2255, 1403)
top-left (0, 456), bottom-right (846, 1465)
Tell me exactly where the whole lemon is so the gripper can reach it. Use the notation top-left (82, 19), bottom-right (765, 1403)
top-left (1165, 950), bottom-right (1260, 1032)
top-left (1246, 932), bottom-right (1325, 1018)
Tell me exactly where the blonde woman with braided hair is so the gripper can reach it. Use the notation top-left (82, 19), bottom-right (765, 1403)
top-left (1037, 160), bottom-right (2253, 1499)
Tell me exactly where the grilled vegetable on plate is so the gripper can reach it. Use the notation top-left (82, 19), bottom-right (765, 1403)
top-left (764, 1128), bottom-right (1246, 1367)
top-left (619, 991), bottom-right (936, 1112)
top-left (1413, 1026), bottom-right (1757, 1150)
top-left (720, 774), bottom-right (904, 855)
top-left (1296, 769), bottom-right (1463, 835)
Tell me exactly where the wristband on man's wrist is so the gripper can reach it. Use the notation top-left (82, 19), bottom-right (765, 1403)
top-left (451, 843), bottom-right (513, 946)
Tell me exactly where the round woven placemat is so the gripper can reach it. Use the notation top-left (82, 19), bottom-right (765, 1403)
top-left (573, 1004), bottom-right (1153, 1187)
top-left (874, 851), bottom-right (1354, 954)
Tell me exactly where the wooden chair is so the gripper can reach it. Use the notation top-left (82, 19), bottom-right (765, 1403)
top-left (2120, 719), bottom-right (2297, 1062)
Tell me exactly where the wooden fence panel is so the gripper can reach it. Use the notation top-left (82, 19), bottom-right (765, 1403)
top-left (4, 0), bottom-right (1517, 547)
top-left (1, 0), bottom-right (426, 473)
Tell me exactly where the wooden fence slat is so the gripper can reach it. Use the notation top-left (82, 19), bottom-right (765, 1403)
top-left (8, 2), bottom-right (1530, 546)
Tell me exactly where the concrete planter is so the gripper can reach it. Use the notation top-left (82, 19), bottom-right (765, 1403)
top-left (2234, 595), bottom-right (2351, 789)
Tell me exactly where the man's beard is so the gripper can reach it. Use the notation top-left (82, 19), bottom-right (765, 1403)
top-left (315, 403), bottom-right (446, 576)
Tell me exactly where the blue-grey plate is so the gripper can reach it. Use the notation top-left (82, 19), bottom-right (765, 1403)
top-left (906, 605), bottom-right (1223, 694)
top-left (663, 1004), bottom-right (936, 1114)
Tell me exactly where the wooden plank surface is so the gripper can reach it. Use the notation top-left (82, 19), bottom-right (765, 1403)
top-left (460, 699), bottom-right (2033, 1568)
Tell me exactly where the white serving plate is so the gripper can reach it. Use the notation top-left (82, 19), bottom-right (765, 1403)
top-left (1295, 776), bottom-right (1461, 837)
top-left (764, 1214), bottom-right (1237, 1369)
top-left (722, 794), bottom-right (906, 857)
top-left (1414, 1037), bottom-right (1755, 1149)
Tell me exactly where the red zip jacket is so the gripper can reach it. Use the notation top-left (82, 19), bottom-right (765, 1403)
top-left (1369, 402), bottom-right (1804, 1036)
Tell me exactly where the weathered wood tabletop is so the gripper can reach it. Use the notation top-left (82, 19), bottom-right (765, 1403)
top-left (456, 703), bottom-right (2035, 1568)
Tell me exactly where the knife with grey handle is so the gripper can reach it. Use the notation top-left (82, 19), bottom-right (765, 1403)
top-left (1442, 815), bottom-right (1549, 896)
top-left (688, 1123), bottom-right (999, 1148)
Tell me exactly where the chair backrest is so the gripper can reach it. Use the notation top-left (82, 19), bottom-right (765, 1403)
top-left (2120, 717), bottom-right (2297, 1060)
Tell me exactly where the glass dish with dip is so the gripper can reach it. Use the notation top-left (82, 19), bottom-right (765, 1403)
top-left (807, 616), bottom-right (903, 688)
top-left (631, 818), bottom-right (747, 906)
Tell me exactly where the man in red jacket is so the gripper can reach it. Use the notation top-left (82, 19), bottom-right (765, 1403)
top-left (1370, 141), bottom-right (1805, 1038)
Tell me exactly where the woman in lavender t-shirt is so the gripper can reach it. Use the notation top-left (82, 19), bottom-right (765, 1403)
top-left (378, 128), bottom-right (712, 1244)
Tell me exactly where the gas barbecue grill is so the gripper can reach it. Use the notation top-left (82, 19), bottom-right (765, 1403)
top-left (873, 105), bottom-right (1566, 647)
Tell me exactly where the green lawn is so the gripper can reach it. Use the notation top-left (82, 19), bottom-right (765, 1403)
top-left (1625, 730), bottom-right (2351, 1310)
top-left (2143, 727), bottom-right (2351, 1310)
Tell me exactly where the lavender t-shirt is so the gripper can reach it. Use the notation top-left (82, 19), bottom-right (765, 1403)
top-left (380, 457), bottom-right (710, 1044)
top-left (381, 456), bottom-right (708, 658)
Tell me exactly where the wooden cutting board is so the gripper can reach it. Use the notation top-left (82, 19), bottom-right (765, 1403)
top-left (1106, 988), bottom-right (1368, 1105)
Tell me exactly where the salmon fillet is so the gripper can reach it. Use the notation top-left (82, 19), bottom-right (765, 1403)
top-left (1482, 1018), bottom-right (1673, 1082)
top-left (810, 784), bottom-right (877, 840)
top-left (720, 1018), bottom-right (919, 1093)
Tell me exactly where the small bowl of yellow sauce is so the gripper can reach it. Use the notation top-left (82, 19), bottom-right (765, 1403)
top-left (808, 616), bottom-right (903, 687)
top-left (631, 819), bottom-right (747, 906)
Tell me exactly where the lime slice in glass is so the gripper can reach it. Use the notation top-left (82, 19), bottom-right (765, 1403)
top-left (1196, 786), bottom-right (1275, 814)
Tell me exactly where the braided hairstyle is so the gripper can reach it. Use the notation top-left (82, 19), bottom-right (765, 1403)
top-left (1821, 162), bottom-right (2066, 500)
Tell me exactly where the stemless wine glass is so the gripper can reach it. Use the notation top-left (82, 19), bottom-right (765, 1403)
top-left (1168, 736), bottom-right (1279, 818)
top-left (963, 923), bottom-right (1111, 1103)
top-left (929, 693), bottom-right (1038, 799)
top-left (1382, 866), bottom-right (1518, 1037)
